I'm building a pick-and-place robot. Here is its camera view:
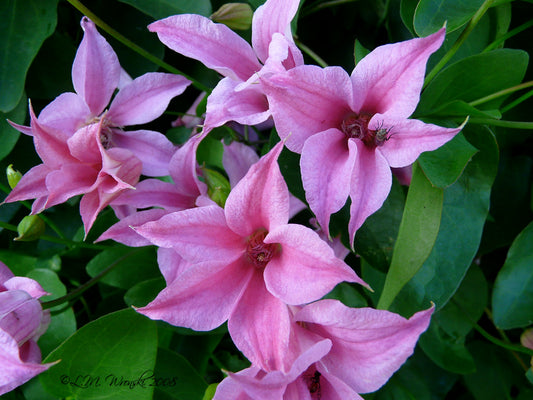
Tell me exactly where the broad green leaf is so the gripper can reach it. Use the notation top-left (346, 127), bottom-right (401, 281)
top-left (173, 334), bottom-right (225, 376)
top-left (492, 221), bottom-right (533, 329)
top-left (40, 309), bottom-right (158, 400)
top-left (0, 250), bottom-right (38, 276)
top-left (418, 132), bottom-right (478, 188)
top-left (86, 246), bottom-right (160, 290)
top-left (391, 126), bottom-right (498, 315)
top-left (413, 0), bottom-right (485, 37)
top-left (417, 49), bottom-right (529, 116)
top-left (0, 93), bottom-right (25, 162)
top-left (377, 163), bottom-right (444, 310)
top-left (197, 136), bottom-right (225, 172)
top-left (400, 0), bottom-right (419, 34)
top-left (118, 0), bottom-right (212, 19)
top-left (124, 278), bottom-right (166, 308)
top-left (355, 179), bottom-right (405, 273)
top-left (153, 348), bottom-right (207, 400)
top-left (353, 39), bottom-right (370, 66)
top-left (323, 282), bottom-right (368, 308)
top-left (0, 0), bottom-right (58, 112)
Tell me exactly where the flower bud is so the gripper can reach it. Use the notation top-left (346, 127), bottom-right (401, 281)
top-left (15, 215), bottom-right (46, 242)
top-left (202, 167), bottom-right (231, 208)
top-left (211, 3), bottom-right (253, 30)
top-left (521, 327), bottom-right (533, 351)
top-left (6, 164), bottom-right (22, 189)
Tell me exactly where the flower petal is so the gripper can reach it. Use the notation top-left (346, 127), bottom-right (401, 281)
top-left (351, 28), bottom-right (445, 118)
top-left (3, 164), bottom-right (51, 205)
top-left (301, 128), bottom-right (355, 236)
top-left (72, 17), bottom-right (121, 115)
top-left (261, 65), bottom-right (353, 153)
top-left (137, 259), bottom-right (253, 331)
top-left (222, 141), bottom-right (260, 188)
top-left (43, 164), bottom-right (97, 209)
top-left (169, 132), bottom-right (207, 197)
top-left (148, 14), bottom-right (261, 81)
top-left (108, 72), bottom-right (191, 126)
top-left (0, 262), bottom-right (14, 285)
top-left (348, 141), bottom-right (392, 245)
top-left (372, 115), bottom-right (462, 167)
top-left (264, 224), bottom-right (366, 305)
top-left (295, 300), bottom-right (434, 393)
top-left (225, 141), bottom-right (289, 236)
top-left (111, 129), bottom-right (176, 177)
top-left (37, 92), bottom-right (90, 135)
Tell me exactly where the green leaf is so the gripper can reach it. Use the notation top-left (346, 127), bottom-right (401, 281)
top-left (202, 384), bottom-right (218, 400)
top-left (153, 348), bottom-right (207, 400)
top-left (377, 163), bottom-right (444, 310)
top-left (118, 0), bottom-right (212, 19)
top-left (124, 278), bottom-right (166, 308)
top-left (492, 221), bottom-right (533, 329)
top-left (391, 125), bottom-right (499, 315)
top-left (353, 39), bottom-right (370, 66)
top-left (0, 94), bottom-right (25, 162)
top-left (418, 132), bottom-right (478, 188)
top-left (40, 309), bottom-right (158, 400)
top-left (413, 0), bottom-right (485, 37)
top-left (323, 282), bottom-right (368, 308)
top-left (86, 246), bottom-right (160, 290)
top-left (197, 136), bottom-right (224, 171)
top-left (417, 49), bottom-right (529, 116)
top-left (0, 0), bottom-right (58, 112)
top-left (423, 100), bottom-right (501, 119)
top-left (400, 0), bottom-right (419, 34)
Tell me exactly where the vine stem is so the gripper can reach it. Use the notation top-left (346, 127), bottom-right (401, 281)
top-left (467, 118), bottom-right (533, 129)
top-left (65, 0), bottom-right (211, 93)
top-left (468, 80), bottom-right (533, 107)
top-left (294, 38), bottom-right (328, 68)
top-left (424, 0), bottom-right (495, 89)
top-left (41, 249), bottom-right (144, 310)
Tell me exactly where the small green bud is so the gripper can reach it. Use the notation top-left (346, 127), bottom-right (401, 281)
top-left (211, 3), bottom-right (253, 30)
top-left (7, 164), bottom-right (22, 189)
top-left (15, 215), bottom-right (46, 241)
top-left (202, 167), bottom-right (231, 208)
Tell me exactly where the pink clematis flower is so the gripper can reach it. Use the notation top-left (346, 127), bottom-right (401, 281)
top-left (4, 17), bottom-right (191, 234)
top-left (0, 262), bottom-right (55, 395)
top-left (148, 0), bottom-right (303, 130)
top-left (215, 300), bottom-right (433, 399)
top-left (134, 141), bottom-right (366, 372)
top-left (261, 28), bottom-right (464, 245)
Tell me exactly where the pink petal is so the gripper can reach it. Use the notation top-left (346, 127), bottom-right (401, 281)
top-left (372, 115), bottom-right (462, 167)
top-left (251, 0), bottom-right (300, 64)
top-left (228, 272), bottom-right (293, 372)
top-left (169, 132), bottom-right (207, 197)
top-left (204, 77), bottom-right (271, 130)
top-left (99, 147), bottom-right (142, 191)
top-left (66, 122), bottom-right (102, 164)
top-left (351, 28), bottom-right (445, 118)
top-left (264, 224), bottom-right (365, 305)
top-left (313, 365), bottom-right (364, 400)
top-left (300, 128), bottom-right (356, 236)
top-left (134, 206), bottom-right (243, 264)
top-left (148, 14), bottom-right (261, 81)
top-left (44, 164), bottom-right (97, 209)
top-left (0, 291), bottom-right (42, 345)
top-left (156, 247), bottom-right (193, 285)
top-left (3, 164), bottom-right (51, 205)
top-left (348, 141), bottom-right (392, 245)
top-left (264, 32), bottom-right (304, 72)
top-left (111, 129), bottom-right (176, 177)
top-left (3, 277), bottom-right (48, 299)
top-left (222, 141), bottom-right (260, 188)
top-left (0, 262), bottom-right (14, 285)
top-left (97, 209), bottom-right (170, 247)
top-left (261, 65), bottom-right (353, 153)
top-left (107, 72), bottom-right (191, 126)
top-left (137, 259), bottom-right (253, 331)
top-left (225, 141), bottom-right (289, 236)
top-left (38, 92), bottom-right (90, 135)
top-left (72, 17), bottom-right (121, 115)
top-left (7, 120), bottom-right (32, 136)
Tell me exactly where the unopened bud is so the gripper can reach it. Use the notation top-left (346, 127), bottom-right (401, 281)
top-left (521, 327), bottom-right (533, 351)
top-left (211, 3), bottom-right (253, 30)
top-left (7, 164), bottom-right (22, 189)
top-left (202, 167), bottom-right (231, 208)
top-left (15, 215), bottom-right (45, 241)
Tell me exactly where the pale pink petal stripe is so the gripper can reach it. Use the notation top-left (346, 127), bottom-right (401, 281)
top-left (37, 92), bottom-right (90, 135)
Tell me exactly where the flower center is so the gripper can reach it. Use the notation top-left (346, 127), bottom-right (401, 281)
top-left (99, 127), bottom-right (113, 149)
top-left (303, 368), bottom-right (322, 399)
top-left (246, 229), bottom-right (279, 268)
top-left (340, 112), bottom-right (391, 148)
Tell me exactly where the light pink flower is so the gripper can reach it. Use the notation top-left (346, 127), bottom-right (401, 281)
top-left (0, 262), bottom-right (55, 396)
top-left (5, 17), bottom-right (191, 235)
top-left (215, 300), bottom-right (433, 399)
top-left (148, 0), bottom-right (303, 130)
top-left (134, 141), bottom-right (365, 371)
top-left (262, 28), bottom-right (463, 245)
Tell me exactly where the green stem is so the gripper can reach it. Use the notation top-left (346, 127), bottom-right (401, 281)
top-left (41, 249), bottom-right (144, 309)
top-left (294, 38), bottom-right (328, 68)
top-left (424, 0), bottom-right (495, 88)
top-left (467, 118), bottom-right (533, 129)
top-left (65, 0), bottom-right (211, 93)
top-left (484, 19), bottom-right (533, 53)
top-left (469, 80), bottom-right (533, 107)
top-left (501, 88), bottom-right (533, 113)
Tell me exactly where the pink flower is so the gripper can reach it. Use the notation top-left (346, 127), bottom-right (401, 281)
top-left (5, 17), bottom-right (191, 234)
top-left (0, 262), bottom-right (55, 395)
top-left (261, 28), bottom-right (464, 245)
top-left (134, 141), bottom-right (366, 371)
top-left (148, 0), bottom-right (303, 130)
top-left (214, 300), bottom-right (434, 399)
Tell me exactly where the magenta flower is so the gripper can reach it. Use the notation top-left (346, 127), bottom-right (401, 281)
top-left (215, 300), bottom-right (433, 399)
top-left (5, 17), bottom-right (191, 234)
top-left (148, 0), bottom-right (303, 129)
top-left (0, 262), bottom-right (55, 396)
top-left (134, 141), bottom-right (365, 371)
top-left (262, 28), bottom-right (464, 244)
